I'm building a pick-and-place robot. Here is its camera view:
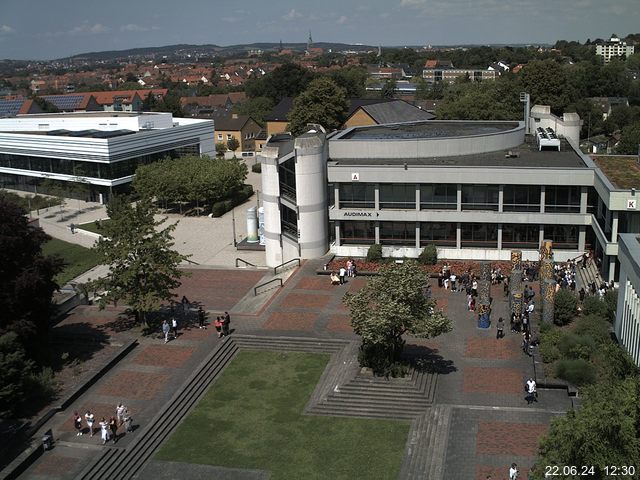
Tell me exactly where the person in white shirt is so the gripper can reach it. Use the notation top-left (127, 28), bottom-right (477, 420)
top-left (339, 267), bottom-right (346, 285)
top-left (449, 273), bottom-right (457, 292)
top-left (527, 302), bottom-right (534, 315)
top-left (85, 411), bottom-right (95, 437)
top-left (509, 463), bottom-right (519, 479)
top-left (526, 378), bottom-right (537, 404)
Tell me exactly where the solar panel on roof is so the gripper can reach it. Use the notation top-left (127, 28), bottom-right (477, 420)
top-left (0, 99), bottom-right (25, 117)
top-left (43, 95), bottom-right (84, 110)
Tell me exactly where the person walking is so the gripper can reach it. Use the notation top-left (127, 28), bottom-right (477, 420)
top-left (116, 403), bottom-right (126, 426)
top-left (509, 463), bottom-right (519, 479)
top-left (339, 266), bottom-right (346, 285)
top-left (73, 412), bottom-right (83, 436)
top-left (223, 311), bottom-right (231, 336)
top-left (522, 331), bottom-right (531, 356)
top-left (496, 317), bottom-right (505, 339)
top-left (198, 306), bottom-right (206, 329)
top-left (109, 416), bottom-right (118, 443)
top-left (346, 259), bottom-right (353, 277)
top-left (215, 316), bottom-right (223, 338)
top-left (526, 378), bottom-right (537, 404)
top-left (99, 417), bottom-right (110, 445)
top-left (85, 410), bottom-right (95, 437)
top-left (171, 317), bottom-right (178, 339)
top-left (123, 409), bottom-right (133, 433)
top-left (162, 319), bottom-right (170, 343)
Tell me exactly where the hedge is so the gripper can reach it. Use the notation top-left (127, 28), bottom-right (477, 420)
top-left (211, 184), bottom-right (254, 218)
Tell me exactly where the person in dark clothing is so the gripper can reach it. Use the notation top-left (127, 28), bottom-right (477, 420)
top-left (223, 311), bottom-right (231, 336)
top-left (579, 288), bottom-right (586, 302)
top-left (496, 317), bottom-right (505, 339)
top-left (198, 306), bottom-right (206, 329)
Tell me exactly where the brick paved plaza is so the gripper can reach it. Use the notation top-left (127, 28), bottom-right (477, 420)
top-left (17, 260), bottom-right (571, 480)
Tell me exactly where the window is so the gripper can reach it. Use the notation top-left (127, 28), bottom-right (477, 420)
top-left (421, 184), bottom-right (457, 209)
top-left (281, 205), bottom-right (298, 239)
top-left (341, 221), bottom-right (375, 245)
top-left (339, 183), bottom-right (375, 209)
top-left (503, 185), bottom-right (541, 212)
top-left (462, 185), bottom-right (499, 211)
top-left (461, 223), bottom-right (498, 248)
top-left (226, 134), bottom-right (232, 140)
top-left (544, 225), bottom-right (578, 249)
top-left (217, 134), bottom-right (223, 140)
top-left (502, 224), bottom-right (539, 249)
top-left (380, 222), bottom-right (414, 246)
top-left (545, 186), bottom-right (580, 213)
top-left (380, 184), bottom-right (415, 209)
top-left (279, 157), bottom-right (296, 201)
top-left (420, 222), bottom-right (456, 247)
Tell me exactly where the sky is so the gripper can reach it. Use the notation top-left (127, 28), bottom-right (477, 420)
top-left (0, 0), bottom-right (638, 60)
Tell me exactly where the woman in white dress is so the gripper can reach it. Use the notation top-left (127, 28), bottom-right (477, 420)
top-left (99, 417), bottom-right (110, 445)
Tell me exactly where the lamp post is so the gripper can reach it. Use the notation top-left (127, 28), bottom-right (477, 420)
top-left (231, 207), bottom-right (237, 247)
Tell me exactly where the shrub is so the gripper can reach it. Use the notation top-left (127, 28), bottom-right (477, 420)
top-left (582, 295), bottom-right (607, 318)
top-left (593, 342), bottom-right (639, 380)
top-left (418, 244), bottom-right (438, 265)
top-left (223, 199), bottom-right (233, 211)
top-left (366, 244), bottom-right (383, 262)
top-left (603, 289), bottom-right (617, 322)
top-left (558, 333), bottom-right (596, 360)
top-left (573, 314), bottom-right (611, 345)
top-left (211, 201), bottom-right (226, 217)
top-left (539, 326), bottom-right (564, 363)
top-left (251, 162), bottom-right (262, 173)
top-left (555, 358), bottom-right (595, 385)
top-left (554, 288), bottom-right (577, 326)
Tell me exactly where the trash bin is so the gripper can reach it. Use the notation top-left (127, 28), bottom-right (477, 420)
top-left (42, 433), bottom-right (52, 451)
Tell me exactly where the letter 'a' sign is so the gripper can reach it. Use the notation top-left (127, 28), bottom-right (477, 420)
top-left (627, 199), bottom-right (637, 210)
top-left (351, 172), bottom-right (359, 181)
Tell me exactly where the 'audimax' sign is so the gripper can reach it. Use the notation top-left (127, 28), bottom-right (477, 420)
top-left (343, 211), bottom-right (380, 217)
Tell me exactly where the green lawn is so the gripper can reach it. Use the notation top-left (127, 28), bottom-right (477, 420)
top-left (42, 238), bottom-right (102, 286)
top-left (156, 351), bottom-right (410, 480)
top-left (76, 219), bottom-right (111, 234)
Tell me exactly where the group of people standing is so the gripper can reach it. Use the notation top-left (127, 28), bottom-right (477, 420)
top-left (330, 259), bottom-right (357, 285)
top-left (73, 403), bottom-right (133, 445)
top-left (161, 304), bottom-right (231, 341)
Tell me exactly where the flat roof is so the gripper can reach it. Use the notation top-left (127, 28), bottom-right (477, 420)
top-left (591, 156), bottom-right (640, 189)
top-left (339, 120), bottom-right (520, 140)
top-left (330, 138), bottom-right (588, 169)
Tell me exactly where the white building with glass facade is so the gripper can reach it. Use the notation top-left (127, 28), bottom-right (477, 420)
top-left (0, 111), bottom-right (215, 202)
top-left (615, 234), bottom-right (640, 366)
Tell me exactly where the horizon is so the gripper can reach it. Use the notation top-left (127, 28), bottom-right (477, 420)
top-left (1, 0), bottom-right (637, 61)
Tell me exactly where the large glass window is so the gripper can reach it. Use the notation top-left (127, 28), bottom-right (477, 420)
top-left (339, 183), bottom-right (375, 209)
top-left (278, 157), bottom-right (296, 202)
top-left (380, 222), bottom-right (414, 246)
top-left (545, 186), bottom-right (580, 213)
top-left (420, 222), bottom-right (456, 247)
top-left (503, 185), bottom-right (541, 212)
top-left (420, 184), bottom-right (457, 210)
top-left (461, 223), bottom-right (498, 248)
top-left (461, 185), bottom-right (499, 211)
top-left (380, 184), bottom-right (415, 209)
top-left (544, 225), bottom-right (578, 249)
top-left (341, 221), bottom-right (375, 245)
top-left (280, 205), bottom-right (298, 239)
top-left (502, 224), bottom-right (540, 249)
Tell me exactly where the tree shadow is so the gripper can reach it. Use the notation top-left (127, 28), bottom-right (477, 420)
top-left (402, 344), bottom-right (457, 375)
top-left (141, 300), bottom-right (207, 337)
top-left (49, 321), bottom-right (111, 370)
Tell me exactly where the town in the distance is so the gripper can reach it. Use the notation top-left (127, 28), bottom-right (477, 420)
top-left (1, 27), bottom-right (640, 480)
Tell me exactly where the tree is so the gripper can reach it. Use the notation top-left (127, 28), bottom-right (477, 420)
top-left (215, 142), bottom-right (227, 158)
top-left (90, 197), bottom-right (189, 326)
top-left (533, 377), bottom-right (640, 478)
top-left (227, 137), bottom-right (240, 153)
top-left (554, 288), bottom-right (577, 326)
top-left (381, 79), bottom-right (396, 99)
top-left (0, 197), bottom-right (62, 361)
top-left (327, 66), bottom-right (368, 97)
top-left (520, 60), bottom-right (578, 114)
top-left (344, 261), bottom-right (452, 375)
top-left (234, 96), bottom-right (274, 126)
top-left (287, 77), bottom-right (348, 135)
top-left (617, 122), bottom-right (640, 154)
top-left (0, 332), bottom-right (35, 417)
top-left (245, 63), bottom-right (314, 102)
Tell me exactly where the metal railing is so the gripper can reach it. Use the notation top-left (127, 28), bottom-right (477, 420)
top-left (236, 258), bottom-right (257, 268)
top-left (254, 278), bottom-right (283, 296)
top-left (273, 258), bottom-right (300, 275)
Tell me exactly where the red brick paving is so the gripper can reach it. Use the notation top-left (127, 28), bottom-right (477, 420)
top-left (60, 403), bottom-right (115, 432)
top-left (264, 312), bottom-right (319, 331)
top-left (98, 371), bottom-right (168, 399)
top-left (295, 277), bottom-right (335, 291)
top-left (436, 297), bottom-right (448, 313)
top-left (347, 277), bottom-right (368, 292)
top-left (465, 337), bottom-right (521, 360)
top-left (31, 454), bottom-right (79, 475)
top-left (131, 345), bottom-right (195, 368)
top-left (326, 314), bottom-right (352, 332)
top-left (476, 421), bottom-right (548, 456)
top-left (476, 465), bottom-right (506, 480)
top-left (280, 292), bottom-right (332, 309)
top-left (463, 367), bottom-right (524, 394)
top-left (173, 269), bottom-right (265, 310)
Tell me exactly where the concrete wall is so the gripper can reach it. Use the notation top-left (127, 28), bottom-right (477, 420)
top-left (615, 234), bottom-right (640, 365)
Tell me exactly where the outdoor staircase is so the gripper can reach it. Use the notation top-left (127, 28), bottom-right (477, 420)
top-left (306, 367), bottom-right (437, 420)
top-left (397, 405), bottom-right (453, 480)
top-left (576, 258), bottom-right (606, 292)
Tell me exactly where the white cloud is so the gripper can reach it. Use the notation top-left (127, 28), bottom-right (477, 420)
top-left (221, 17), bottom-right (242, 23)
top-left (68, 22), bottom-right (110, 35)
top-left (283, 9), bottom-right (302, 21)
top-left (0, 25), bottom-right (15, 34)
top-left (337, 15), bottom-right (348, 25)
top-left (120, 23), bottom-right (159, 32)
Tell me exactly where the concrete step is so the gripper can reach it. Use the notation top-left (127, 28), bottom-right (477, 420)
top-left (324, 395), bottom-right (430, 411)
top-left (307, 404), bottom-right (418, 420)
top-left (333, 385), bottom-right (431, 400)
top-left (424, 405), bottom-right (452, 480)
top-left (400, 411), bottom-right (433, 480)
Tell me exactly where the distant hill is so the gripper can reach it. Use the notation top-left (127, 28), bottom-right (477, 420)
top-left (62, 42), bottom-right (377, 61)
